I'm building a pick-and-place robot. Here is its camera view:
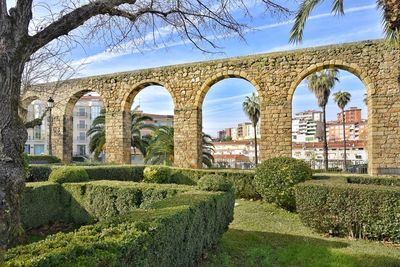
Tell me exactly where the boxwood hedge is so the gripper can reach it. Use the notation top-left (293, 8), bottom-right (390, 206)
top-left (27, 165), bottom-right (259, 199)
top-left (8, 181), bottom-right (234, 266)
top-left (27, 155), bottom-right (61, 164)
top-left (295, 176), bottom-right (400, 242)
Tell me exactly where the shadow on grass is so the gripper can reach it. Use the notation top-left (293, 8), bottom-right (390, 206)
top-left (203, 229), bottom-right (400, 267)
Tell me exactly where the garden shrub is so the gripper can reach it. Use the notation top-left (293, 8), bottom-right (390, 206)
top-left (27, 154), bottom-right (61, 164)
top-left (26, 165), bottom-right (54, 182)
top-left (21, 182), bottom-right (65, 229)
top-left (254, 157), bottom-right (312, 211)
top-left (346, 175), bottom-right (400, 186)
top-left (6, 183), bottom-right (234, 266)
top-left (84, 165), bottom-right (145, 181)
top-left (170, 167), bottom-right (259, 199)
top-left (62, 181), bottom-right (188, 223)
top-left (27, 164), bottom-right (259, 198)
top-left (198, 174), bottom-right (234, 192)
top-left (48, 166), bottom-right (89, 184)
top-left (295, 177), bottom-right (400, 242)
top-left (143, 165), bottom-right (172, 184)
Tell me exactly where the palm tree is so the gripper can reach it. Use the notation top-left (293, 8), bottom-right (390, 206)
top-left (306, 69), bottom-right (339, 171)
top-left (333, 91), bottom-right (352, 172)
top-left (87, 109), bottom-right (106, 160)
top-left (145, 126), bottom-right (215, 167)
top-left (290, 0), bottom-right (399, 43)
top-left (202, 133), bottom-right (215, 168)
top-left (243, 93), bottom-right (260, 165)
top-left (131, 106), bottom-right (156, 156)
top-left (145, 126), bottom-right (175, 165)
top-left (87, 106), bottom-right (155, 160)
top-left (363, 93), bottom-right (368, 106)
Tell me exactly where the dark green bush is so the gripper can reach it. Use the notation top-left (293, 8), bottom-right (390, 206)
top-left (84, 165), bottom-right (145, 181)
top-left (346, 175), bottom-right (400, 186)
top-left (63, 181), bottom-right (188, 223)
top-left (27, 154), bottom-right (61, 164)
top-left (6, 183), bottom-right (234, 266)
top-left (48, 166), bottom-right (89, 184)
top-left (198, 174), bottom-right (234, 192)
top-left (295, 178), bottom-right (400, 242)
top-left (143, 165), bottom-right (172, 184)
top-left (170, 167), bottom-right (259, 199)
top-left (21, 182), bottom-right (65, 229)
top-left (255, 157), bottom-right (312, 211)
top-left (26, 165), bottom-right (53, 182)
top-left (27, 164), bottom-right (259, 198)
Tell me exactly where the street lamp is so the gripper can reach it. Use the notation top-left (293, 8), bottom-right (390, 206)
top-left (47, 97), bottom-right (54, 156)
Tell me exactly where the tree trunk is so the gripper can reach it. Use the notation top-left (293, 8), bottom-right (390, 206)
top-left (253, 124), bottom-right (258, 166)
top-left (0, 57), bottom-right (28, 248)
top-left (342, 108), bottom-right (347, 172)
top-left (322, 106), bottom-right (328, 171)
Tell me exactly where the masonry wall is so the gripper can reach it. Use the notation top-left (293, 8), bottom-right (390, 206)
top-left (22, 40), bottom-right (400, 175)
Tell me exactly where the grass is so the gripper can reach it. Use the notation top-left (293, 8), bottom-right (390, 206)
top-left (202, 200), bottom-right (400, 267)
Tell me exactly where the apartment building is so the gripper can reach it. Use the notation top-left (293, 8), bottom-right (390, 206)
top-left (292, 110), bottom-right (324, 143)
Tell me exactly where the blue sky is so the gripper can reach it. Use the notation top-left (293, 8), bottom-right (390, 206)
top-left (11, 0), bottom-right (382, 137)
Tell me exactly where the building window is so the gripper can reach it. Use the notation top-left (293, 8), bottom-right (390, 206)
top-left (77, 145), bottom-right (86, 156)
top-left (24, 145), bottom-right (31, 154)
top-left (34, 144), bottom-right (45, 155)
top-left (78, 120), bottom-right (86, 129)
top-left (78, 107), bottom-right (86, 116)
top-left (78, 132), bottom-right (86, 141)
top-left (34, 126), bottom-right (41, 140)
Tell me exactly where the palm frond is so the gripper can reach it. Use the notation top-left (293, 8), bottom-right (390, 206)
top-left (289, 0), bottom-right (322, 43)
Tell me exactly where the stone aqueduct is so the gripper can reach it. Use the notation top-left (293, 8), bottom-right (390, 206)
top-left (22, 40), bottom-right (400, 175)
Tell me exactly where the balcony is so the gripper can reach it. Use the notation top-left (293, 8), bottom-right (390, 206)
top-left (75, 111), bottom-right (89, 118)
top-left (76, 123), bottom-right (88, 130)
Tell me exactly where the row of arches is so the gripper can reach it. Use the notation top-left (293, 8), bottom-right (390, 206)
top-left (23, 63), bottom-right (371, 171)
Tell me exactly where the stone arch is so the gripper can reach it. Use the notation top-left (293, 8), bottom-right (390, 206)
top-left (195, 71), bottom-right (263, 108)
top-left (121, 80), bottom-right (176, 112)
top-left (21, 95), bottom-right (41, 109)
top-left (60, 89), bottom-right (106, 162)
top-left (288, 60), bottom-right (373, 171)
top-left (64, 89), bottom-right (106, 117)
top-left (288, 60), bottom-right (373, 103)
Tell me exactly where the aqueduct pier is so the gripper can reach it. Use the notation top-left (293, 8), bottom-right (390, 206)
top-left (22, 39), bottom-right (400, 175)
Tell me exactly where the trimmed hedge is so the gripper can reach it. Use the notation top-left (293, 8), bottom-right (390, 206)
top-left (255, 157), bottom-right (312, 211)
top-left (143, 166), bottom-right (172, 184)
top-left (198, 174), bottom-right (234, 192)
top-left (346, 175), bottom-right (400, 186)
top-left (63, 181), bottom-right (189, 223)
top-left (84, 165), bottom-right (145, 181)
top-left (295, 177), bottom-right (400, 242)
top-left (21, 182), bottom-right (66, 229)
top-left (7, 182), bottom-right (234, 266)
top-left (48, 166), bottom-right (89, 184)
top-left (27, 165), bottom-right (259, 199)
top-left (26, 165), bottom-right (53, 182)
top-left (170, 167), bottom-right (258, 199)
top-left (21, 181), bottom-right (191, 229)
top-left (27, 155), bottom-right (61, 164)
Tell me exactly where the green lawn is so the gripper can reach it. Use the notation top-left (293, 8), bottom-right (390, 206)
top-left (202, 200), bottom-right (400, 267)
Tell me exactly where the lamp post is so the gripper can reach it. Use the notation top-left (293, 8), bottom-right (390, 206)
top-left (47, 97), bottom-right (54, 156)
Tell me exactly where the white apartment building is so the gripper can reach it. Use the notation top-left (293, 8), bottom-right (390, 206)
top-left (25, 95), bottom-right (103, 159)
top-left (25, 100), bottom-right (49, 155)
top-left (292, 110), bottom-right (323, 143)
top-left (73, 95), bottom-right (103, 157)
